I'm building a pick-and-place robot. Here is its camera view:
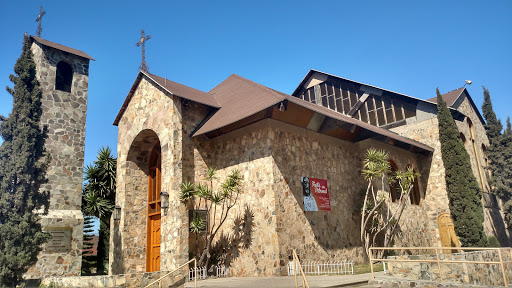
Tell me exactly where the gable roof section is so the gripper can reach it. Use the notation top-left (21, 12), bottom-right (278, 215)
top-left (292, 69), bottom-right (432, 106)
top-left (294, 69), bottom-right (481, 125)
top-left (30, 36), bottom-right (94, 60)
top-left (113, 71), bottom-right (219, 126)
top-left (193, 74), bottom-right (285, 136)
top-left (427, 87), bottom-right (464, 106)
top-left (192, 74), bottom-right (433, 154)
top-left (427, 88), bottom-right (485, 125)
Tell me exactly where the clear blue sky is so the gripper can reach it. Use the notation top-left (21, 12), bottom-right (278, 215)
top-left (1, 0), bottom-right (511, 169)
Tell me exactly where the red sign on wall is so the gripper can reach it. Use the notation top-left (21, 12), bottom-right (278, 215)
top-left (301, 177), bottom-right (331, 211)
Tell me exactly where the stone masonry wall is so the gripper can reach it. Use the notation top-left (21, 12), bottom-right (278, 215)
top-left (391, 118), bottom-right (447, 247)
top-left (455, 96), bottom-right (510, 244)
top-left (191, 120), bottom-right (280, 277)
top-left (385, 249), bottom-right (512, 286)
top-left (270, 120), bottom-right (432, 275)
top-left (182, 117), bottom-right (434, 277)
top-left (111, 76), bottom-right (189, 274)
top-left (25, 41), bottom-right (89, 278)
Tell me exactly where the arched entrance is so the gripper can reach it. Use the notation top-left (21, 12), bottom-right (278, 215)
top-left (147, 143), bottom-right (161, 272)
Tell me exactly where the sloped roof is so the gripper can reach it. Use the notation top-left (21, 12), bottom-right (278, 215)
top-left (426, 87), bottom-right (485, 125)
top-left (192, 74), bottom-right (433, 153)
top-left (294, 69), bottom-right (482, 125)
top-left (113, 71), bottom-right (219, 126)
top-left (193, 74), bottom-right (284, 136)
top-left (427, 87), bottom-right (465, 106)
top-left (30, 36), bottom-right (94, 60)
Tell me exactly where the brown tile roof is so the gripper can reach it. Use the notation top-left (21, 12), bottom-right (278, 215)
top-left (427, 87), bottom-right (465, 106)
top-left (193, 74), bottom-right (284, 136)
top-left (192, 74), bottom-right (433, 153)
top-left (113, 71), bottom-right (219, 126)
top-left (30, 36), bottom-right (94, 60)
top-left (147, 72), bottom-right (219, 108)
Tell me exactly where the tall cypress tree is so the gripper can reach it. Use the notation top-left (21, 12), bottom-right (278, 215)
top-left (481, 87), bottom-right (512, 228)
top-left (436, 88), bottom-right (486, 247)
top-left (0, 35), bottom-right (50, 286)
top-left (498, 118), bottom-right (512, 227)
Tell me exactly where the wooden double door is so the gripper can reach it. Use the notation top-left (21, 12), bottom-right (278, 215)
top-left (147, 145), bottom-right (161, 272)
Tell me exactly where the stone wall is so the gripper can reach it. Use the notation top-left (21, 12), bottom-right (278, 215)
top-left (191, 120), bottom-right (279, 277)
top-left (112, 76), bottom-right (440, 277)
top-left (269, 120), bottom-right (432, 275)
top-left (25, 41), bottom-right (89, 278)
top-left (392, 98), bottom-right (511, 246)
top-left (111, 76), bottom-right (194, 274)
top-left (385, 249), bottom-right (512, 286)
top-left (186, 119), bottom-right (434, 276)
top-left (41, 271), bottom-right (185, 288)
top-left (455, 96), bottom-right (510, 244)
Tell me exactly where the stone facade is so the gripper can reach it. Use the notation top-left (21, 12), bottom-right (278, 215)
top-left (111, 77), bottom-right (191, 274)
top-left (111, 74), bottom-right (435, 276)
top-left (111, 71), bottom-right (509, 279)
top-left (25, 40), bottom-right (90, 278)
top-left (391, 95), bottom-right (511, 246)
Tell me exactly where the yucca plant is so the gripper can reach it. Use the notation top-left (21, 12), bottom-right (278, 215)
top-left (180, 168), bottom-right (243, 268)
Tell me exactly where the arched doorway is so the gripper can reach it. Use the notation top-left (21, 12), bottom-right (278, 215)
top-left (437, 213), bottom-right (460, 253)
top-left (147, 143), bottom-right (161, 272)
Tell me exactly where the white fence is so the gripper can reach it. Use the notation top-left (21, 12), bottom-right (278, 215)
top-left (287, 261), bottom-right (354, 276)
top-left (188, 265), bottom-right (229, 281)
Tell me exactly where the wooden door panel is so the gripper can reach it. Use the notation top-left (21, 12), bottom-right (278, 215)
top-left (147, 144), bottom-right (162, 272)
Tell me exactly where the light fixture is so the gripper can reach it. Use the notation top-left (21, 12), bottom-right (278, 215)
top-left (160, 192), bottom-right (169, 210)
top-left (113, 205), bottom-right (121, 220)
top-left (463, 80), bottom-right (472, 88)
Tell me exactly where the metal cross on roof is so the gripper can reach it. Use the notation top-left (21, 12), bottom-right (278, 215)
top-left (35, 6), bottom-right (46, 37)
top-left (136, 29), bottom-right (151, 72)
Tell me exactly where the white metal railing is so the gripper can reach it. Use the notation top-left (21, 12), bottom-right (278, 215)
top-left (188, 266), bottom-right (207, 281)
top-left (188, 265), bottom-right (229, 281)
top-left (215, 265), bottom-right (229, 278)
top-left (287, 260), bottom-right (354, 276)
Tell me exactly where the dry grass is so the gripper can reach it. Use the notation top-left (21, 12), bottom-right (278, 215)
top-left (353, 263), bottom-right (384, 274)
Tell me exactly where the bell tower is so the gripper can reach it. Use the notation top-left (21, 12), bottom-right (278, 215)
top-left (24, 35), bottom-right (94, 279)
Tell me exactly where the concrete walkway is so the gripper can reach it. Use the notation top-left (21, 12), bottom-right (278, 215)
top-left (184, 272), bottom-right (383, 288)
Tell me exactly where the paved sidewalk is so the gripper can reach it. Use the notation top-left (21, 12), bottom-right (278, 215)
top-left (184, 272), bottom-right (383, 288)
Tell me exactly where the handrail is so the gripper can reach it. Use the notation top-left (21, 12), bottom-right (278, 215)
top-left (292, 249), bottom-right (310, 288)
top-left (369, 246), bottom-right (511, 287)
top-left (144, 258), bottom-right (197, 288)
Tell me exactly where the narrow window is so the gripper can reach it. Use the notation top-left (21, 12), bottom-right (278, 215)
top-left (460, 133), bottom-right (467, 144)
top-left (55, 61), bottom-right (73, 92)
top-left (388, 160), bottom-right (400, 202)
top-left (407, 165), bottom-right (421, 205)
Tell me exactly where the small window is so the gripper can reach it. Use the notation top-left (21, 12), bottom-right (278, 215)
top-left (55, 61), bottom-right (73, 92)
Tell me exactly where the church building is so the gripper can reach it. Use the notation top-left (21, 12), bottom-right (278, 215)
top-left (110, 69), bottom-right (509, 276)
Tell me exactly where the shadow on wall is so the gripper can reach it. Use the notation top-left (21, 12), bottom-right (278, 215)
top-left (210, 205), bottom-right (255, 269)
top-left (485, 203), bottom-right (511, 246)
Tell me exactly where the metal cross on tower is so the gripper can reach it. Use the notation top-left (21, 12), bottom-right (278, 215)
top-left (136, 29), bottom-right (151, 72)
top-left (35, 6), bottom-right (46, 37)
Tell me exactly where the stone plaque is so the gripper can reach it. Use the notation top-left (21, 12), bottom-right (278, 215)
top-left (45, 227), bottom-right (72, 252)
